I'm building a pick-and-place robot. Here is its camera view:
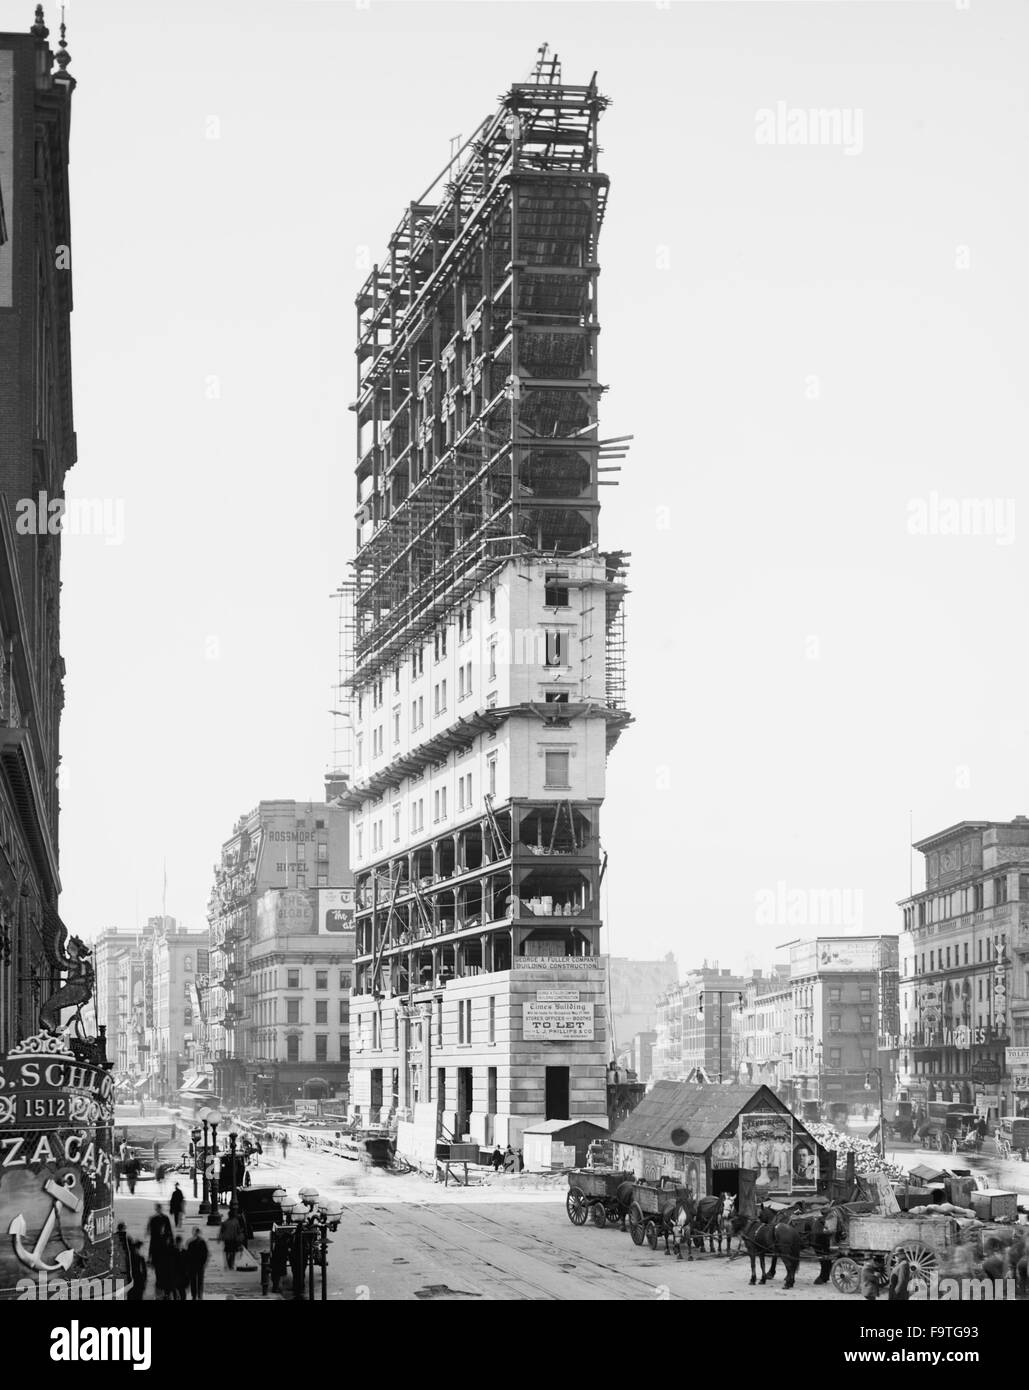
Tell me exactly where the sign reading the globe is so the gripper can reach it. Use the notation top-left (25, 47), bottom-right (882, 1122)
top-left (0, 1032), bottom-right (115, 1296)
top-left (275, 890), bottom-right (314, 933)
top-left (523, 1001), bottom-right (594, 1040)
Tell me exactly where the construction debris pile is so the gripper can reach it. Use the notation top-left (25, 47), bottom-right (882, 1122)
top-left (807, 1123), bottom-right (905, 1181)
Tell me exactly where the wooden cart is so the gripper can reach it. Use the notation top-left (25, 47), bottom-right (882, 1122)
top-left (565, 1169), bottom-right (632, 1228)
top-left (828, 1212), bottom-right (959, 1294)
top-left (627, 1178), bottom-right (692, 1249)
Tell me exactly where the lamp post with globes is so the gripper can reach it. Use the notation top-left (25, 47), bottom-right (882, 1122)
top-left (190, 1126), bottom-right (201, 1200)
top-left (199, 1107), bottom-right (223, 1225)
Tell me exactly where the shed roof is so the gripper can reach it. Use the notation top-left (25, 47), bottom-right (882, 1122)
top-left (610, 1081), bottom-right (790, 1155)
top-left (522, 1119), bottom-right (608, 1137)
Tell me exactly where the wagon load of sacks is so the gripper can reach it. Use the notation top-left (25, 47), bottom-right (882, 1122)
top-left (806, 1122), bottom-right (905, 1181)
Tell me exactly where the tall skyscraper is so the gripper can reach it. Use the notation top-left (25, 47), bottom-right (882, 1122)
top-left (342, 56), bottom-right (631, 1155)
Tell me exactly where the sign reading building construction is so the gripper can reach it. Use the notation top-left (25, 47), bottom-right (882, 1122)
top-left (0, 1032), bottom-right (115, 1298)
top-left (523, 1000), bottom-right (594, 1040)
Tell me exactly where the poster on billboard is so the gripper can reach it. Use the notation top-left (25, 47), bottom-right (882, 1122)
top-left (523, 1000), bottom-right (594, 1040)
top-left (319, 887), bottom-right (356, 940)
top-left (739, 1112), bottom-right (794, 1191)
top-left (0, 51), bottom-right (11, 308)
top-left (0, 1032), bottom-right (116, 1299)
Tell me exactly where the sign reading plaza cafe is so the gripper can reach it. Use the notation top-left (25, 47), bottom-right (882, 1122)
top-left (0, 1031), bottom-right (115, 1298)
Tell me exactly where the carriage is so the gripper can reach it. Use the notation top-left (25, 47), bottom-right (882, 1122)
top-left (827, 1212), bottom-right (959, 1294)
top-left (627, 1177), bottom-right (693, 1250)
top-left (565, 1169), bottom-right (633, 1228)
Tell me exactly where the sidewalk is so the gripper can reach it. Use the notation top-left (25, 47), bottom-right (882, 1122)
top-left (114, 1193), bottom-right (281, 1302)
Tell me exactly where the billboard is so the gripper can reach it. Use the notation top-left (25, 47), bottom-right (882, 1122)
top-left (0, 1031), bottom-right (115, 1298)
top-left (319, 887), bottom-right (356, 939)
top-left (0, 51), bottom-right (11, 308)
top-left (523, 999), bottom-right (594, 1040)
top-left (790, 938), bottom-right (886, 976)
top-left (256, 889), bottom-right (315, 940)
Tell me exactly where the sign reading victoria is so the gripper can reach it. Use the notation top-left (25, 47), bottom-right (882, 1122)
top-left (0, 1031), bottom-right (115, 1297)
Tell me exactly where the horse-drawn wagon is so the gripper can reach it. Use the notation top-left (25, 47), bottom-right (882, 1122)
top-left (627, 1178), bottom-right (692, 1250)
top-left (565, 1169), bottom-right (633, 1228)
top-left (828, 1212), bottom-right (959, 1294)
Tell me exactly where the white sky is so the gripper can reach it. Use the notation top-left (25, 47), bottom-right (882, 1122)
top-left (24, 0), bottom-right (1028, 976)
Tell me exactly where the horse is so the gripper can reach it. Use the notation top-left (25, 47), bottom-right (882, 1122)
top-left (717, 1193), bottom-right (738, 1255)
top-left (730, 1211), bottom-right (802, 1289)
top-left (614, 1181), bottom-right (637, 1233)
top-left (689, 1195), bottom-right (730, 1254)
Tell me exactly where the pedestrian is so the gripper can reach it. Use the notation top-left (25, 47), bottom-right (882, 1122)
top-left (126, 1159), bottom-right (138, 1195)
top-left (502, 1145), bottom-right (515, 1173)
top-left (113, 1222), bottom-right (132, 1288)
top-left (172, 1235), bottom-right (190, 1301)
top-left (280, 1134), bottom-right (289, 1160)
top-left (254, 1139), bottom-right (262, 1167)
top-left (860, 1256), bottom-right (882, 1301)
top-left (153, 1139), bottom-right (161, 1165)
top-left (977, 1115), bottom-right (988, 1141)
top-left (888, 1258), bottom-right (911, 1302)
top-left (169, 1182), bottom-right (185, 1229)
top-left (515, 1148), bottom-right (523, 1173)
top-left (186, 1227), bottom-right (209, 1300)
top-left (218, 1206), bottom-right (245, 1271)
top-left (243, 1165), bottom-right (252, 1189)
top-left (128, 1240), bottom-right (148, 1301)
top-left (114, 1159), bottom-right (124, 1193)
top-left (491, 1146), bottom-right (503, 1172)
top-left (147, 1203), bottom-right (173, 1265)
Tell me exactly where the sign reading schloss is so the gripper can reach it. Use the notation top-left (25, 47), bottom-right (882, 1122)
top-left (523, 1002), bottom-right (594, 1040)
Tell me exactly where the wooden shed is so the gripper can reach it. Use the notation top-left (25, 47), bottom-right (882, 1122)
top-left (610, 1081), bottom-right (828, 1210)
top-left (522, 1118), bottom-right (609, 1172)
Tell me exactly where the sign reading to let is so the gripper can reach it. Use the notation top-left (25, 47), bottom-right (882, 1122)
top-left (523, 1001), bottom-right (594, 1040)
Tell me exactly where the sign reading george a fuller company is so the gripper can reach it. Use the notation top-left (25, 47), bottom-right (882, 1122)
top-left (0, 1032), bottom-right (115, 1297)
top-left (523, 1001), bottom-right (595, 1040)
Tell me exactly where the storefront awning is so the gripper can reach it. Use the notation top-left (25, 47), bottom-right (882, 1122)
top-left (179, 1073), bottom-right (216, 1095)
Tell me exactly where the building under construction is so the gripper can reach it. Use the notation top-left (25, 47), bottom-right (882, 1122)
top-left (341, 52), bottom-right (632, 1158)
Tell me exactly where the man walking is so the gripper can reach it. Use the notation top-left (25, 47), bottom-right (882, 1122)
top-left (218, 1205), bottom-right (245, 1271)
top-left (172, 1236), bottom-right (190, 1301)
top-left (169, 1182), bottom-right (185, 1230)
top-left (186, 1227), bottom-right (209, 1301)
top-left (147, 1204), bottom-right (173, 1265)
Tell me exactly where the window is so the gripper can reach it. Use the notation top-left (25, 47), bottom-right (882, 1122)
top-left (184, 1007), bottom-right (192, 1025)
top-left (859, 987), bottom-right (872, 1003)
top-left (338, 970), bottom-right (351, 991)
top-left (356, 692), bottom-right (363, 720)
top-left (489, 642), bottom-right (497, 681)
top-left (545, 690), bottom-right (569, 704)
top-left (459, 661), bottom-right (472, 701)
top-left (287, 969), bottom-right (300, 989)
top-left (829, 1048), bottom-right (842, 1067)
top-left (457, 772), bottom-right (472, 812)
top-left (544, 750), bottom-right (570, 787)
top-left (458, 998), bottom-right (472, 1044)
top-left (828, 987), bottom-right (841, 1003)
top-left (339, 1033), bottom-right (347, 1059)
top-left (372, 725), bottom-right (383, 757)
top-left (356, 734), bottom-right (364, 764)
top-left (859, 1014), bottom-right (873, 1033)
top-left (434, 680), bottom-right (447, 715)
top-left (963, 942), bottom-right (969, 965)
top-left (315, 1001), bottom-right (328, 1025)
top-left (545, 631), bottom-right (566, 667)
top-left (286, 1036), bottom-right (300, 1064)
top-left (394, 1012), bottom-right (400, 1049)
top-left (412, 647), bottom-right (424, 679)
top-left (829, 1014), bottom-right (841, 1033)
top-left (372, 677), bottom-right (383, 710)
top-left (393, 708), bottom-right (401, 743)
top-left (315, 1035), bottom-right (328, 1063)
top-left (434, 628), bottom-right (448, 662)
top-left (392, 805), bottom-right (401, 842)
top-left (394, 664), bottom-right (401, 694)
top-left (434, 787), bottom-right (448, 822)
top-left (545, 572), bottom-right (570, 607)
top-left (489, 996), bottom-right (496, 1044)
top-left (489, 586), bottom-right (496, 620)
top-left (372, 1012), bottom-right (381, 1050)
top-left (317, 841), bottom-right (328, 860)
top-left (860, 1048), bottom-right (873, 1067)
top-left (411, 798), bottom-right (424, 833)
top-left (183, 982), bottom-right (192, 999)
top-left (315, 970), bottom-right (327, 990)
top-left (286, 999), bottom-right (300, 1024)
top-left (412, 696), bottom-right (424, 730)
top-left (437, 999), bottom-right (443, 1045)
top-left (356, 824), bottom-right (364, 858)
top-left (945, 947), bottom-right (951, 968)
top-left (488, 755), bottom-right (497, 797)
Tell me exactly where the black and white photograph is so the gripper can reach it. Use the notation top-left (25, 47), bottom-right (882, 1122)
top-left (0, 0), bottom-right (1026, 1359)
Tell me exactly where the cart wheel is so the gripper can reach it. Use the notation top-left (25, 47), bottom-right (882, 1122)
top-left (591, 1202), bottom-right (608, 1228)
top-left (566, 1188), bottom-right (589, 1226)
top-left (645, 1220), bottom-right (659, 1251)
top-left (891, 1242), bottom-right (938, 1288)
top-left (830, 1256), bottom-right (860, 1295)
top-left (628, 1202), bottom-right (646, 1246)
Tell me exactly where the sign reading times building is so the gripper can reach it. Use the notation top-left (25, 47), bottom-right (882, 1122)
top-left (0, 1032), bottom-right (115, 1298)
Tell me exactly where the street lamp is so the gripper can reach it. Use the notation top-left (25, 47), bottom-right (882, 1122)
top-left (202, 1107), bottom-right (223, 1226)
top-left (190, 1127), bottom-right (201, 1200)
top-left (865, 1069), bottom-right (885, 1158)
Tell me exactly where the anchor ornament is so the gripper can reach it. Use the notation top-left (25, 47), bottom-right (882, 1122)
top-left (8, 1172), bottom-right (81, 1272)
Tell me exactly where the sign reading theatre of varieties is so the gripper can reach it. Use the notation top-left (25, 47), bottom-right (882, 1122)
top-left (0, 1032), bottom-right (115, 1298)
top-left (523, 996), bottom-right (595, 1041)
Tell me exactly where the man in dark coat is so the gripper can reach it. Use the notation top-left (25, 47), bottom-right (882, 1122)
top-left (172, 1236), bottom-right (190, 1301)
top-left (169, 1183), bottom-right (185, 1230)
top-left (128, 1241), bottom-right (148, 1301)
top-left (147, 1204), bottom-right (173, 1263)
top-left (186, 1227), bottom-right (209, 1301)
